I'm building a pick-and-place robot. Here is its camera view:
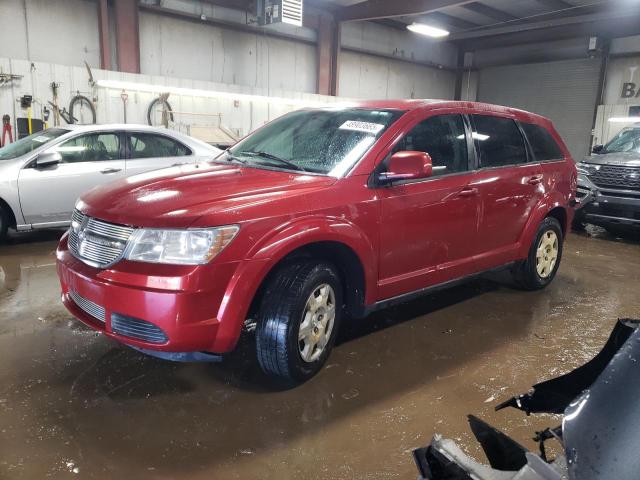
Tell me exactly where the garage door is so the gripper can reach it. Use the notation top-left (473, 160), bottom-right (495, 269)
top-left (476, 58), bottom-right (601, 161)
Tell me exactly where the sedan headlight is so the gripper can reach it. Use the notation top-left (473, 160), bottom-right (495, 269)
top-left (125, 226), bottom-right (239, 265)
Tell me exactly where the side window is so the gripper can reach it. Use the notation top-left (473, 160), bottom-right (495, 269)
top-left (55, 133), bottom-right (120, 163)
top-left (129, 133), bottom-right (190, 159)
top-left (521, 123), bottom-right (563, 161)
top-left (393, 114), bottom-right (468, 177)
top-left (471, 115), bottom-right (527, 168)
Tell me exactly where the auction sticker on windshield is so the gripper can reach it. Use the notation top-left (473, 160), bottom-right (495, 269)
top-left (339, 121), bottom-right (385, 134)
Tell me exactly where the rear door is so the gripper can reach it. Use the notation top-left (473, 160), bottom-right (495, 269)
top-left (469, 114), bottom-right (544, 270)
top-left (125, 132), bottom-right (194, 175)
top-left (377, 112), bottom-right (481, 299)
top-left (18, 131), bottom-right (126, 226)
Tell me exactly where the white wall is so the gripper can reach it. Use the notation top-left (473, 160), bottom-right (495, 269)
top-left (0, 0), bottom-right (100, 68)
top-left (339, 51), bottom-right (456, 100)
top-left (0, 57), bottom-right (346, 142)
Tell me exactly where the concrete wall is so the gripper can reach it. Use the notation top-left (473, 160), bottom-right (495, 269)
top-left (338, 51), bottom-right (456, 100)
top-left (139, 11), bottom-right (318, 94)
top-left (0, 0), bottom-right (100, 68)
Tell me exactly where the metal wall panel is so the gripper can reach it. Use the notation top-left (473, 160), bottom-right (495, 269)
top-left (476, 58), bottom-right (601, 161)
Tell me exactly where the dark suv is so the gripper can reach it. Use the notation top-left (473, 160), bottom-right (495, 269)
top-left (575, 124), bottom-right (640, 233)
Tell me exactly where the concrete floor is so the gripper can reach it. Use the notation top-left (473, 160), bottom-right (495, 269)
top-left (0, 228), bottom-right (639, 479)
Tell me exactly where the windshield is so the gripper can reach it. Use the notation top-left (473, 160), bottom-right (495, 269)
top-left (224, 108), bottom-right (403, 176)
top-left (602, 127), bottom-right (640, 154)
top-left (0, 128), bottom-right (69, 160)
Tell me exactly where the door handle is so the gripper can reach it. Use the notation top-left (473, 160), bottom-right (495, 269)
top-left (457, 187), bottom-right (478, 198)
top-left (172, 162), bottom-right (188, 167)
top-left (527, 174), bottom-right (543, 185)
top-left (100, 168), bottom-right (122, 174)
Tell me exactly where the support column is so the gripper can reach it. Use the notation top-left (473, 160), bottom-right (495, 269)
top-left (98, 0), bottom-right (111, 70)
top-left (454, 48), bottom-right (465, 101)
top-left (114, 0), bottom-right (140, 73)
top-left (317, 15), bottom-right (341, 96)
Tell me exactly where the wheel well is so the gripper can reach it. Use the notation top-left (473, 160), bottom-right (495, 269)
top-left (249, 241), bottom-right (367, 320)
top-left (547, 207), bottom-right (567, 236)
top-left (0, 197), bottom-right (17, 229)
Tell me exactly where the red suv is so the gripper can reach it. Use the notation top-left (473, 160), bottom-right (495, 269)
top-left (57, 100), bottom-right (577, 383)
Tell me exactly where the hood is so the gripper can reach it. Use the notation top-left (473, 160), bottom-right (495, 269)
top-left (78, 162), bottom-right (337, 228)
top-left (582, 151), bottom-right (640, 167)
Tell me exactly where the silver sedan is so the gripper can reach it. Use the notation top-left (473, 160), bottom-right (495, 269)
top-left (0, 124), bottom-right (221, 240)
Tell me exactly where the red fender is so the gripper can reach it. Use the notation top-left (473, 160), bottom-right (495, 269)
top-left (211, 216), bottom-right (376, 353)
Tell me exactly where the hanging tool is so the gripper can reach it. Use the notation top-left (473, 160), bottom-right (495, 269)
top-left (50, 82), bottom-right (61, 126)
top-left (121, 90), bottom-right (128, 124)
top-left (19, 95), bottom-right (33, 135)
top-left (0, 72), bottom-right (23, 88)
top-left (1, 115), bottom-right (13, 147)
top-left (43, 106), bottom-right (50, 129)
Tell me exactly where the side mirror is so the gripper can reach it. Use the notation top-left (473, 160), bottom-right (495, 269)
top-left (35, 151), bottom-right (62, 168)
top-left (592, 144), bottom-right (604, 154)
top-left (378, 151), bottom-right (433, 185)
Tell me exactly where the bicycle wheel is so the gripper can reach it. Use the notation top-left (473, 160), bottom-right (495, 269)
top-left (147, 98), bottom-right (174, 127)
top-left (68, 95), bottom-right (96, 124)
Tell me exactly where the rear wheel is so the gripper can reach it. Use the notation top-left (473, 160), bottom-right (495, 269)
top-left (512, 217), bottom-right (563, 290)
top-left (255, 260), bottom-right (343, 384)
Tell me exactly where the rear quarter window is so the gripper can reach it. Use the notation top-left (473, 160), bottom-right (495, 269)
top-left (521, 123), bottom-right (564, 161)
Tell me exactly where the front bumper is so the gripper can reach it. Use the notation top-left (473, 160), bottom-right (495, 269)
top-left (575, 175), bottom-right (640, 228)
top-left (56, 232), bottom-right (243, 356)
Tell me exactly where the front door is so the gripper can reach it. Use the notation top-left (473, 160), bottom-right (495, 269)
top-left (125, 132), bottom-right (194, 176)
top-left (18, 131), bottom-right (126, 226)
top-left (377, 113), bottom-right (480, 300)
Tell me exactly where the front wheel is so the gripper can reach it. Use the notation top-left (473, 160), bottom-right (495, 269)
top-left (255, 260), bottom-right (343, 384)
top-left (0, 205), bottom-right (8, 242)
top-left (512, 217), bottom-right (563, 290)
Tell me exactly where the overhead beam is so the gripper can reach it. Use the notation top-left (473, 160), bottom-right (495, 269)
top-left (462, 2), bottom-right (518, 22)
top-left (421, 11), bottom-right (483, 30)
top-left (338, 0), bottom-right (475, 22)
top-left (449, 8), bottom-right (640, 42)
top-left (533, 0), bottom-right (573, 11)
top-left (454, 9), bottom-right (640, 49)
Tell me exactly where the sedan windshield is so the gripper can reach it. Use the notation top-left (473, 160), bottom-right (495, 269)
top-left (224, 108), bottom-right (403, 176)
top-left (603, 127), bottom-right (640, 154)
top-left (0, 128), bottom-right (69, 161)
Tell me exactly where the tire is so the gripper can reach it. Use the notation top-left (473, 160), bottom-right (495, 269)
top-left (68, 95), bottom-right (96, 124)
top-left (512, 217), bottom-right (563, 290)
top-left (0, 205), bottom-right (8, 242)
top-left (255, 260), bottom-right (343, 384)
top-left (147, 98), bottom-right (174, 127)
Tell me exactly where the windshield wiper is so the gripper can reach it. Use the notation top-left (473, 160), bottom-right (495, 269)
top-left (238, 151), bottom-right (308, 172)
top-left (224, 152), bottom-right (247, 164)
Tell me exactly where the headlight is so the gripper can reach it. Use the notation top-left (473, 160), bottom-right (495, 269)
top-left (125, 226), bottom-right (239, 265)
top-left (576, 162), bottom-right (600, 175)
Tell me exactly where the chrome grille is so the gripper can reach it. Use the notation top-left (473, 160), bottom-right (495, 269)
top-left (69, 291), bottom-right (106, 323)
top-left (111, 313), bottom-right (168, 344)
top-left (589, 165), bottom-right (640, 191)
top-left (69, 210), bottom-right (134, 268)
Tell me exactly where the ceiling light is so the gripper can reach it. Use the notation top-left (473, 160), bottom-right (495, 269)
top-left (608, 116), bottom-right (640, 123)
top-left (407, 23), bottom-right (450, 38)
